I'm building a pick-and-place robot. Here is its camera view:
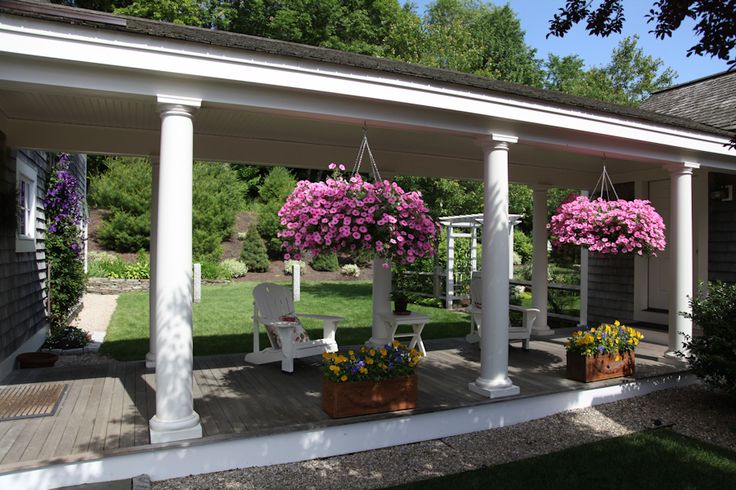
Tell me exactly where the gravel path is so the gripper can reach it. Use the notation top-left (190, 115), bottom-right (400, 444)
top-left (154, 384), bottom-right (735, 489)
top-left (71, 293), bottom-right (118, 343)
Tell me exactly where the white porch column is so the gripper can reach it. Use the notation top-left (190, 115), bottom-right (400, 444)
top-left (149, 96), bottom-right (203, 443)
top-left (579, 190), bottom-right (589, 327)
top-left (664, 162), bottom-right (699, 358)
top-left (369, 256), bottom-right (392, 347)
top-left (469, 134), bottom-right (520, 399)
top-left (531, 186), bottom-right (554, 335)
top-left (146, 157), bottom-right (160, 369)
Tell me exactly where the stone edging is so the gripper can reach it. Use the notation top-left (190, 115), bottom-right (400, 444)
top-left (86, 277), bottom-right (230, 294)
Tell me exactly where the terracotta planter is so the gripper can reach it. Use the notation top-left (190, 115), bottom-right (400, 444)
top-left (566, 351), bottom-right (635, 382)
top-left (16, 352), bottom-right (59, 369)
top-left (322, 374), bottom-right (417, 418)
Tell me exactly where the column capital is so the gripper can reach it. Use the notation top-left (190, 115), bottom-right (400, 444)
top-left (663, 161), bottom-right (700, 175)
top-left (157, 95), bottom-right (201, 117)
top-left (476, 133), bottom-right (518, 151)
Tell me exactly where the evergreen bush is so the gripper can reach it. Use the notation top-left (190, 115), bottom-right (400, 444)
top-left (283, 259), bottom-right (306, 275)
top-left (311, 251), bottom-right (340, 272)
top-left (513, 229), bottom-right (533, 264)
top-left (220, 259), bottom-right (248, 278)
top-left (256, 167), bottom-right (296, 257)
top-left (90, 157), bottom-right (243, 260)
top-left (240, 227), bottom-right (270, 272)
top-left (682, 282), bottom-right (736, 396)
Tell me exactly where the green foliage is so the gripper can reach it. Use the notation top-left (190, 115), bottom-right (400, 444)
top-left (42, 326), bottom-right (91, 350)
top-left (284, 259), bottom-right (306, 275)
top-left (544, 36), bottom-right (676, 105)
top-left (513, 229), bottom-right (533, 264)
top-left (88, 251), bottom-right (150, 279)
top-left (240, 227), bottom-right (270, 272)
top-left (114, 0), bottom-right (235, 29)
top-left (311, 251), bottom-right (340, 272)
top-left (90, 157), bottom-right (243, 260)
top-left (393, 176), bottom-right (483, 218)
top-left (198, 261), bottom-right (229, 280)
top-left (340, 264), bottom-right (361, 277)
top-left (220, 259), bottom-right (248, 279)
top-left (256, 167), bottom-right (297, 257)
top-left (682, 282), bottom-right (736, 396)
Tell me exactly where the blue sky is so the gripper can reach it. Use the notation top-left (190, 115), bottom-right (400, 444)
top-left (411, 0), bottom-right (729, 84)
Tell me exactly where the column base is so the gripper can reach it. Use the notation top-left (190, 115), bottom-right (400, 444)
top-left (531, 326), bottom-right (555, 336)
top-left (468, 379), bottom-right (520, 399)
top-left (149, 412), bottom-right (202, 444)
top-left (366, 337), bottom-right (390, 348)
top-left (662, 350), bottom-right (687, 363)
top-left (145, 351), bottom-right (156, 369)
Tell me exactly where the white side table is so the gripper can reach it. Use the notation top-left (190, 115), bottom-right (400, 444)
top-left (378, 312), bottom-right (430, 356)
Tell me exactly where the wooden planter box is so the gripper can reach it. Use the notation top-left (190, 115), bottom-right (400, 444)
top-left (322, 374), bottom-right (417, 418)
top-left (566, 351), bottom-right (635, 382)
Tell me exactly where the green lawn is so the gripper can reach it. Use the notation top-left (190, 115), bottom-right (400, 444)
top-left (389, 429), bottom-right (736, 489)
top-left (101, 281), bottom-right (470, 360)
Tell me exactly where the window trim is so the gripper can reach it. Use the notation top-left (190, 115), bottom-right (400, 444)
top-left (16, 159), bottom-right (37, 253)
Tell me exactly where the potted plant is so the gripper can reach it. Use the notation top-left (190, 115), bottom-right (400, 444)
top-left (391, 291), bottom-right (410, 315)
top-left (565, 321), bottom-right (644, 382)
top-left (321, 341), bottom-right (422, 418)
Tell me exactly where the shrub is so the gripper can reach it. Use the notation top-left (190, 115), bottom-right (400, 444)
top-left (256, 167), bottom-right (296, 257)
top-left (240, 227), bottom-right (270, 272)
top-left (311, 251), bottom-right (340, 272)
top-left (340, 264), bottom-right (360, 277)
top-left (681, 282), bottom-right (736, 396)
top-left (198, 261), bottom-right (229, 280)
top-left (43, 326), bottom-right (91, 350)
top-left (90, 157), bottom-right (244, 260)
top-left (220, 259), bottom-right (248, 278)
top-left (284, 259), bottom-right (306, 275)
top-left (513, 229), bottom-right (533, 264)
top-left (87, 251), bottom-right (149, 279)
top-left (45, 154), bottom-right (86, 332)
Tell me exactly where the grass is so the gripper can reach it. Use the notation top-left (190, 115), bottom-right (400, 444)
top-left (101, 281), bottom-right (470, 360)
top-left (389, 428), bottom-right (736, 489)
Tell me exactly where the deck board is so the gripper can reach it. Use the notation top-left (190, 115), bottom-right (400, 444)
top-left (0, 335), bottom-right (683, 472)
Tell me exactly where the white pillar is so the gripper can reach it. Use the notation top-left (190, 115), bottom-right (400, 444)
top-left (292, 263), bottom-right (301, 302)
top-left (146, 157), bottom-right (160, 369)
top-left (665, 162), bottom-right (698, 358)
top-left (193, 263), bottom-right (202, 304)
top-left (531, 186), bottom-right (554, 335)
top-left (470, 226), bottom-right (478, 273)
top-left (445, 225), bottom-right (455, 309)
top-left (149, 95), bottom-right (203, 443)
top-left (469, 134), bottom-right (520, 399)
top-left (507, 222), bottom-right (514, 279)
top-left (369, 256), bottom-right (391, 347)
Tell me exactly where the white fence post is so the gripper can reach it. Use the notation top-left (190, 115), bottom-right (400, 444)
top-left (292, 263), bottom-right (301, 302)
top-left (193, 263), bottom-right (201, 304)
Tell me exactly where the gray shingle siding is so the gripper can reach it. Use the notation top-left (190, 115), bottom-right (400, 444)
top-left (585, 182), bottom-right (636, 327)
top-left (709, 172), bottom-right (736, 283)
top-left (0, 148), bottom-right (50, 361)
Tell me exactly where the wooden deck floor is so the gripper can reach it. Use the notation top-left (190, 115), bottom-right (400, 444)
top-left (0, 332), bottom-right (682, 472)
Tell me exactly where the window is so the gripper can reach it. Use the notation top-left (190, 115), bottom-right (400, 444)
top-left (16, 159), bottom-right (37, 253)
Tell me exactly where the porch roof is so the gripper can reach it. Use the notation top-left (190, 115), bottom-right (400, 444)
top-left (1, 0), bottom-right (735, 188)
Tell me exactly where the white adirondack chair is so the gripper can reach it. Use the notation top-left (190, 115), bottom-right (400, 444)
top-left (245, 283), bottom-right (342, 372)
top-left (467, 276), bottom-right (539, 350)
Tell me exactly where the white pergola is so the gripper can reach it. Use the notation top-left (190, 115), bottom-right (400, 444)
top-left (1, 1), bottom-right (734, 444)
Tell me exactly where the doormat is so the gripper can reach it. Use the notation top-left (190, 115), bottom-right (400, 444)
top-left (0, 383), bottom-right (67, 421)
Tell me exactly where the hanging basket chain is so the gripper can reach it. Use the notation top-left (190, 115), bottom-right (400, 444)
top-left (590, 165), bottom-right (619, 201)
top-left (352, 127), bottom-right (382, 182)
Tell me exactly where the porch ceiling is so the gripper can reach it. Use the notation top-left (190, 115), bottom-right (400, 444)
top-left (0, 87), bottom-right (675, 188)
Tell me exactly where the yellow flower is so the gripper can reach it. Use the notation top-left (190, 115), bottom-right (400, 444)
top-left (348, 350), bottom-right (355, 356)
top-left (380, 349), bottom-right (387, 357)
top-left (369, 349), bottom-right (376, 357)
top-left (393, 340), bottom-right (400, 348)
top-left (365, 357), bottom-right (374, 365)
top-left (340, 375), bottom-right (348, 382)
top-left (322, 352), bottom-right (330, 359)
top-left (614, 320), bottom-right (621, 327)
top-left (359, 367), bottom-right (368, 375)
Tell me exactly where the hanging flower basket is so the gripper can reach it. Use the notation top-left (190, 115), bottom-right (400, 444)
top-left (549, 196), bottom-right (666, 255)
top-left (278, 166), bottom-right (437, 264)
top-left (549, 167), bottom-right (666, 256)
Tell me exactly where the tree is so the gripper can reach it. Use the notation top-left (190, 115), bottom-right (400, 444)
top-left (544, 36), bottom-right (676, 105)
top-left (548, 0), bottom-right (736, 69)
top-left (256, 166), bottom-right (297, 257)
top-left (240, 226), bottom-right (270, 272)
top-left (420, 0), bottom-right (545, 86)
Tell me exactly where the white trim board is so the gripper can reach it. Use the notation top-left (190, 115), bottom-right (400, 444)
top-left (0, 372), bottom-right (696, 489)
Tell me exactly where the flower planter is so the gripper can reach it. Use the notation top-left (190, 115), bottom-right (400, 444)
top-left (322, 374), bottom-right (417, 418)
top-left (566, 351), bottom-right (635, 382)
top-left (16, 352), bottom-right (59, 369)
